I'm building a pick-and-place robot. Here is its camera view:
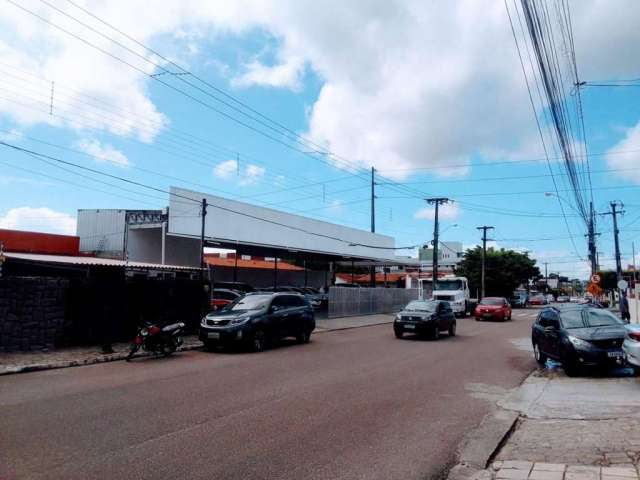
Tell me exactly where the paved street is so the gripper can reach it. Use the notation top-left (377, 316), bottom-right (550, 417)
top-left (0, 310), bottom-right (538, 480)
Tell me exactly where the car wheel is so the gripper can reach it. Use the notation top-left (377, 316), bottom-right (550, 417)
top-left (631, 365), bottom-right (640, 377)
top-left (251, 329), bottom-right (267, 352)
top-left (563, 360), bottom-right (580, 377)
top-left (533, 342), bottom-right (547, 366)
top-left (475, 317), bottom-right (481, 321)
top-left (394, 329), bottom-right (403, 339)
top-left (431, 326), bottom-right (441, 340)
top-left (449, 321), bottom-right (456, 337)
top-left (507, 313), bottom-right (512, 321)
top-left (296, 330), bottom-right (311, 344)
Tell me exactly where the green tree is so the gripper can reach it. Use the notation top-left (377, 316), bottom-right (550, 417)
top-left (455, 247), bottom-right (540, 298)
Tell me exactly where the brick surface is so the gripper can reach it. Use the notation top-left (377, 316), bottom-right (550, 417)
top-left (601, 466), bottom-right (638, 478)
top-left (496, 469), bottom-right (530, 480)
top-left (497, 418), bottom-right (640, 468)
top-left (528, 470), bottom-right (563, 480)
top-left (501, 461), bottom-right (534, 471)
top-left (532, 464), bottom-right (566, 472)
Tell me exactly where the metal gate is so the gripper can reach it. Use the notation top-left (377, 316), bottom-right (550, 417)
top-left (328, 287), bottom-right (419, 318)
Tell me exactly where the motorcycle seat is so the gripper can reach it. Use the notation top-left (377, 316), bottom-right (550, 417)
top-left (162, 322), bottom-right (185, 332)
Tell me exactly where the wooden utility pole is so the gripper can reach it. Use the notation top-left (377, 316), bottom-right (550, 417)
top-left (476, 226), bottom-right (494, 300)
top-left (427, 198), bottom-right (450, 292)
top-left (200, 198), bottom-right (207, 277)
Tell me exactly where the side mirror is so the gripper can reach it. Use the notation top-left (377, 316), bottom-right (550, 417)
top-left (270, 305), bottom-right (280, 313)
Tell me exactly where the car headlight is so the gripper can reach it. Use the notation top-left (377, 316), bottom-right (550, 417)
top-left (140, 328), bottom-right (149, 336)
top-left (395, 314), bottom-right (401, 321)
top-left (200, 317), bottom-right (208, 327)
top-left (230, 316), bottom-right (251, 325)
top-left (567, 336), bottom-right (592, 349)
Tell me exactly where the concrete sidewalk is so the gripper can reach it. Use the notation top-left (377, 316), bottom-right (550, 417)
top-left (0, 313), bottom-right (394, 375)
top-left (451, 366), bottom-right (640, 480)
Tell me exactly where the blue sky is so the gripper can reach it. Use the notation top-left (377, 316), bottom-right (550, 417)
top-left (1, 0), bottom-right (639, 279)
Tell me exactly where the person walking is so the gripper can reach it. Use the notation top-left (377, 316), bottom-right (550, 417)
top-left (620, 292), bottom-right (631, 323)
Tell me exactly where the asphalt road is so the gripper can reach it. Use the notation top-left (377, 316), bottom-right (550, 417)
top-left (0, 309), bottom-right (538, 480)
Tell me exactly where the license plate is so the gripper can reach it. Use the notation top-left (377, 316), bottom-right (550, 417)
top-left (483, 313), bottom-right (492, 318)
top-left (607, 351), bottom-right (623, 358)
top-left (207, 332), bottom-right (220, 339)
top-left (404, 324), bottom-right (416, 330)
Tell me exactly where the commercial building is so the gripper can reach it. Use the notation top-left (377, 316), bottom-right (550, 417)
top-left (418, 241), bottom-right (463, 270)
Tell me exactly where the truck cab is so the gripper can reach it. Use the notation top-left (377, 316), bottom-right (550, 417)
top-left (418, 276), bottom-right (470, 317)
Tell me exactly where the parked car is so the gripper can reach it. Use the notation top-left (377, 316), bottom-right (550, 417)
top-left (569, 296), bottom-right (581, 303)
top-left (557, 295), bottom-right (570, 303)
top-left (510, 293), bottom-right (529, 308)
top-left (393, 300), bottom-right (456, 340)
top-left (529, 294), bottom-right (547, 306)
top-left (210, 289), bottom-right (242, 311)
top-left (545, 294), bottom-right (555, 303)
top-left (200, 292), bottom-right (315, 352)
top-left (531, 305), bottom-right (627, 376)
top-left (270, 286), bottom-right (324, 309)
top-left (474, 297), bottom-right (512, 321)
top-left (213, 281), bottom-right (254, 294)
top-left (623, 324), bottom-right (640, 375)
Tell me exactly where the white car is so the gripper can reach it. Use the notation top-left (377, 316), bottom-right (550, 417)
top-left (623, 325), bottom-right (640, 374)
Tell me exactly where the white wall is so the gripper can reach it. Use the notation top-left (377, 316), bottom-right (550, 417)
top-left (77, 209), bottom-right (126, 258)
top-left (127, 227), bottom-right (201, 266)
top-left (168, 187), bottom-right (396, 260)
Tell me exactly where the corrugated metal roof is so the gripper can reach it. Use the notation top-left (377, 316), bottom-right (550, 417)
top-left (204, 255), bottom-right (303, 271)
top-left (4, 252), bottom-right (201, 271)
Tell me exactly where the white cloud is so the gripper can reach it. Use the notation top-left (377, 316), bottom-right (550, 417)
top-left (233, 55), bottom-right (305, 91)
top-left (75, 139), bottom-right (130, 167)
top-left (605, 122), bottom-right (640, 184)
top-left (213, 159), bottom-right (238, 179)
top-left (213, 159), bottom-right (265, 185)
top-left (0, 206), bottom-right (76, 235)
top-left (414, 203), bottom-right (460, 221)
top-left (2, 0), bottom-right (640, 179)
top-left (239, 164), bottom-right (265, 186)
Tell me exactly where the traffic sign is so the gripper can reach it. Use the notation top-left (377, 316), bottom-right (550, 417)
top-left (617, 279), bottom-right (628, 290)
top-left (591, 274), bottom-right (601, 284)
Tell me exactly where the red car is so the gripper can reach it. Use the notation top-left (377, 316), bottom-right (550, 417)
top-left (210, 289), bottom-right (242, 311)
top-left (474, 297), bottom-right (512, 321)
top-left (529, 294), bottom-right (546, 306)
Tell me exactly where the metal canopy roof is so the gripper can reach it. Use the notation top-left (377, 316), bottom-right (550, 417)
top-left (4, 252), bottom-right (202, 271)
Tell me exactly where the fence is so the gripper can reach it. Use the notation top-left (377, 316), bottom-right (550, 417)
top-left (328, 287), bottom-right (420, 318)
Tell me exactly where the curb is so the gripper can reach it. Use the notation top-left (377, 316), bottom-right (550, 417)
top-left (0, 320), bottom-right (393, 377)
top-left (446, 370), bottom-right (539, 480)
top-left (314, 320), bottom-right (394, 333)
top-left (0, 343), bottom-right (203, 377)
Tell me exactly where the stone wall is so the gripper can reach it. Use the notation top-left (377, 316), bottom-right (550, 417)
top-left (0, 277), bottom-right (68, 352)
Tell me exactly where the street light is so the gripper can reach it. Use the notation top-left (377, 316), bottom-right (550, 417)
top-left (544, 192), bottom-right (582, 216)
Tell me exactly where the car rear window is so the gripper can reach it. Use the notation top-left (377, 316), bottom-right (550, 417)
top-left (480, 298), bottom-right (503, 305)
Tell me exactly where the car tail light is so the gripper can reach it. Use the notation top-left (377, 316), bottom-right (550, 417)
top-left (628, 331), bottom-right (640, 342)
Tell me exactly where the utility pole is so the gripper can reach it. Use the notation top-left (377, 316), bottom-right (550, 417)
top-left (200, 198), bottom-right (207, 277)
top-left (427, 198), bottom-right (450, 292)
top-left (370, 167), bottom-right (376, 288)
top-left (602, 201), bottom-right (625, 281)
top-left (476, 226), bottom-right (494, 300)
top-left (587, 202), bottom-right (598, 276)
top-left (633, 241), bottom-right (638, 324)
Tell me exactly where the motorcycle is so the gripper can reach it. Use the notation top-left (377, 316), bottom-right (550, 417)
top-left (126, 321), bottom-right (185, 361)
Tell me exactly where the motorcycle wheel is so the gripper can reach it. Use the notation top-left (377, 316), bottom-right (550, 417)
top-left (162, 340), bottom-right (177, 357)
top-left (125, 344), bottom-right (139, 362)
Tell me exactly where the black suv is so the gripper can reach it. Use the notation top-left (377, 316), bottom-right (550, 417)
top-left (531, 305), bottom-right (627, 376)
top-left (394, 300), bottom-right (456, 340)
top-left (200, 292), bottom-right (315, 352)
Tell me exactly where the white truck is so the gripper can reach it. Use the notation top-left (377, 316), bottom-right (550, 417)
top-left (418, 276), bottom-right (471, 317)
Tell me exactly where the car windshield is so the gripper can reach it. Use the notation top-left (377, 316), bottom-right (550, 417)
top-left (480, 298), bottom-right (503, 305)
top-left (436, 280), bottom-right (462, 290)
top-left (560, 309), bottom-right (584, 329)
top-left (585, 309), bottom-right (624, 327)
top-left (404, 301), bottom-right (437, 312)
top-left (226, 295), bottom-right (270, 311)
